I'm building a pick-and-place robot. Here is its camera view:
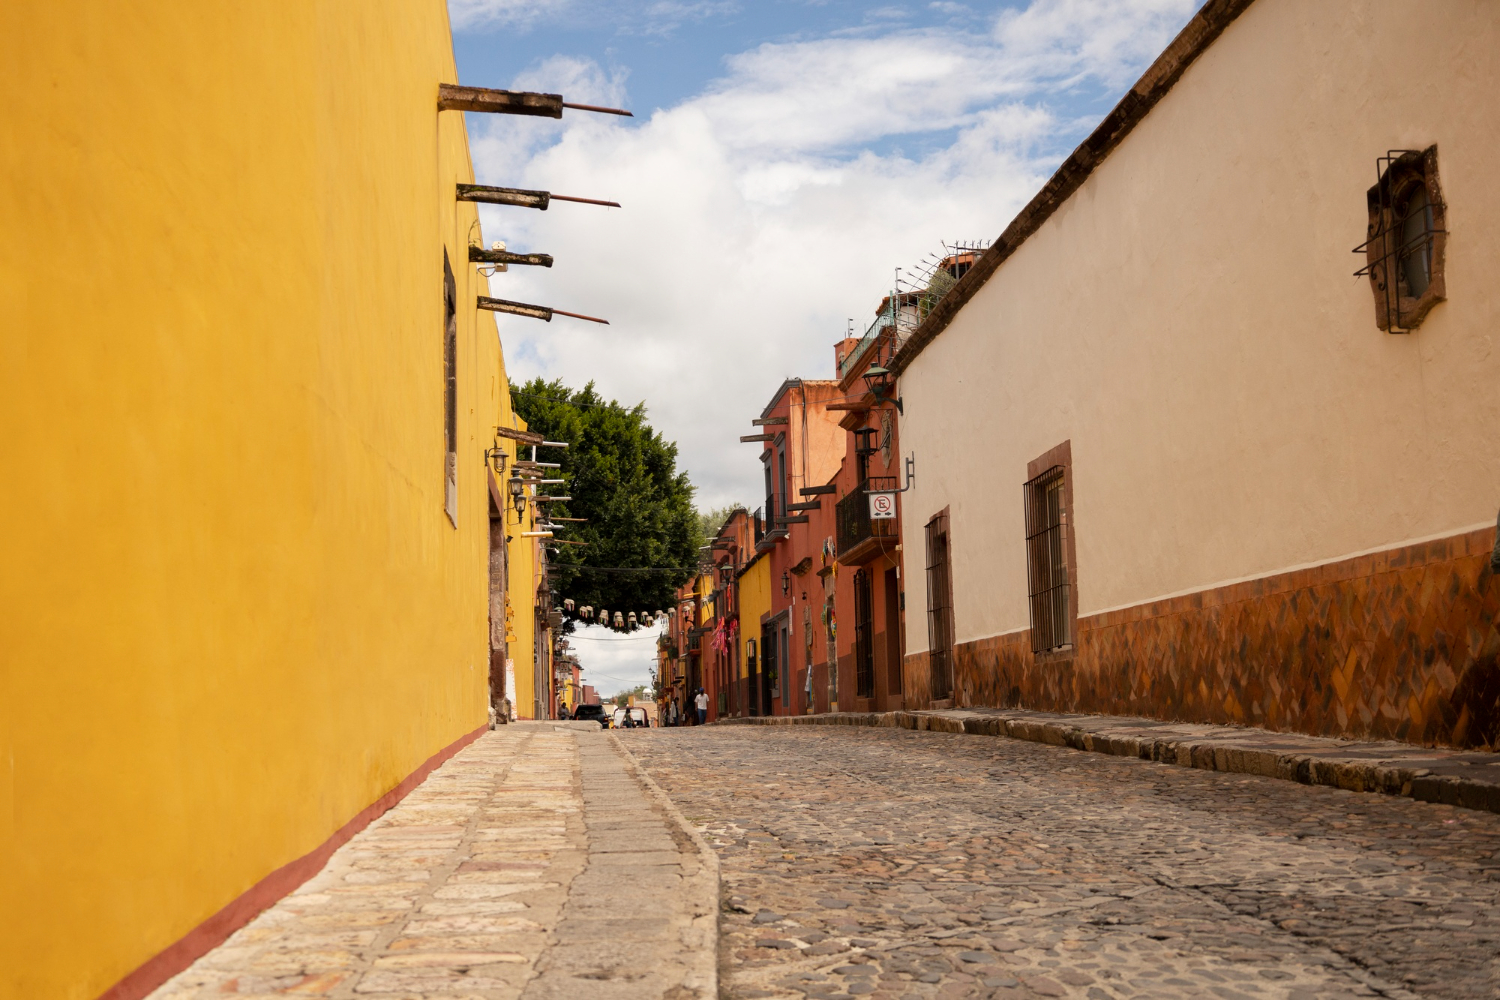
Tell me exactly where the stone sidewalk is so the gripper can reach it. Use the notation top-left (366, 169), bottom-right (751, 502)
top-left (723, 708), bottom-right (1500, 814)
top-left (148, 722), bottom-right (716, 1000)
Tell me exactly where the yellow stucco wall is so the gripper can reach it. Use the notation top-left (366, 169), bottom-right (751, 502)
top-left (697, 575), bottom-right (715, 628)
top-left (0, 4), bottom-right (537, 997)
top-left (738, 556), bottom-right (772, 681)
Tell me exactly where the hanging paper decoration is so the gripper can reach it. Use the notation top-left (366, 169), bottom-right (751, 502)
top-left (613, 612), bottom-right (624, 628)
top-left (563, 599), bottom-right (575, 612)
top-left (710, 617), bottom-right (738, 655)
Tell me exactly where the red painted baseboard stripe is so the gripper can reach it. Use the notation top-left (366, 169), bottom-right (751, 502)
top-left (96, 723), bottom-right (489, 1000)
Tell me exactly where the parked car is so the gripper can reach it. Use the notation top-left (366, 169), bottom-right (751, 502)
top-left (610, 706), bottom-right (650, 729)
top-left (572, 703), bottom-right (609, 728)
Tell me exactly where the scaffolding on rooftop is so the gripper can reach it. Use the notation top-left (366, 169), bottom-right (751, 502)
top-left (838, 239), bottom-right (991, 379)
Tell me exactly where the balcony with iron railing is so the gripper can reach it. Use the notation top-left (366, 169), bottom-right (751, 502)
top-left (836, 476), bottom-right (898, 563)
top-left (757, 491), bottom-right (789, 550)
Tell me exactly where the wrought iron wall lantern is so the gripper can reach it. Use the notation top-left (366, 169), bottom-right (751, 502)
top-left (484, 441), bottom-right (509, 475)
top-left (508, 472), bottom-right (527, 517)
top-left (861, 365), bottom-right (903, 414)
top-left (781, 569), bottom-right (790, 595)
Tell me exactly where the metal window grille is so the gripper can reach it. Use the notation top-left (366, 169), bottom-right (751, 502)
top-left (1024, 467), bottom-right (1071, 653)
top-left (853, 569), bottom-right (874, 698)
top-left (1353, 149), bottom-right (1446, 334)
top-left (924, 513), bottom-right (954, 700)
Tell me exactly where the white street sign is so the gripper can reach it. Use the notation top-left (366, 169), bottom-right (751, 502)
top-left (869, 492), bottom-right (896, 520)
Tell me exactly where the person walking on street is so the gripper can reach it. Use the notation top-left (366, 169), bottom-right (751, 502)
top-left (694, 687), bottom-right (708, 726)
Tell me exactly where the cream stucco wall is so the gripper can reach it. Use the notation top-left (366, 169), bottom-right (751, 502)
top-left (899, 0), bottom-right (1500, 652)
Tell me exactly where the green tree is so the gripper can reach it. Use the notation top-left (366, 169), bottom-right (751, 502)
top-left (510, 378), bottom-right (698, 629)
top-left (696, 504), bottom-right (740, 550)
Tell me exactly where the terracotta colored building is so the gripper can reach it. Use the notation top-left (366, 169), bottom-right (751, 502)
top-left (659, 569), bottom-right (713, 724)
top-left (827, 311), bottom-right (909, 713)
top-left (734, 323), bottom-right (915, 716)
top-left (699, 509), bottom-right (756, 721)
top-left (741, 380), bottom-right (848, 715)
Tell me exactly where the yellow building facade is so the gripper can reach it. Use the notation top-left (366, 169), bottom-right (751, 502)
top-left (0, 3), bottom-right (544, 997)
top-left (738, 553), bottom-right (772, 705)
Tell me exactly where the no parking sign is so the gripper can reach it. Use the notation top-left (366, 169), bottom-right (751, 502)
top-left (868, 492), bottom-right (896, 520)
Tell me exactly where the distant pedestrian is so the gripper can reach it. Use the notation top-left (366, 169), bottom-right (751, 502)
top-left (695, 688), bottom-right (708, 726)
top-left (667, 700), bottom-right (678, 727)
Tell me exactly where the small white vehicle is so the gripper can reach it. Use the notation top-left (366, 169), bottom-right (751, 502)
top-left (609, 706), bottom-right (650, 729)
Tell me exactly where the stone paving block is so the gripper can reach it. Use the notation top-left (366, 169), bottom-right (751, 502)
top-left (640, 725), bottom-right (1500, 1000)
top-left (147, 726), bottom-right (716, 1000)
top-left (589, 834), bottom-right (678, 852)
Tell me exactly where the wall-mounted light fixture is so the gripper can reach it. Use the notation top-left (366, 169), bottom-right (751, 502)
top-left (862, 365), bottom-right (904, 414)
top-left (484, 442), bottom-right (509, 475)
top-left (508, 472), bottom-right (527, 518)
top-left (781, 570), bottom-right (790, 595)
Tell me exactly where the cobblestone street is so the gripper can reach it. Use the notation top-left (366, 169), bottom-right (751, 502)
top-left (625, 726), bottom-right (1500, 1000)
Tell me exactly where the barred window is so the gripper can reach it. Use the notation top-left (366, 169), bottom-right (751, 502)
top-left (1355, 146), bottom-right (1447, 334)
top-left (1024, 467), bottom-right (1071, 653)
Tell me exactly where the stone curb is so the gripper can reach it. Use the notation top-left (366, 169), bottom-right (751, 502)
top-left (717, 711), bottom-right (1500, 817)
top-left (609, 733), bottom-right (721, 1000)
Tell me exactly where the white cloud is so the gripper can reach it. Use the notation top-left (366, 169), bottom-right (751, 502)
top-left (564, 624), bottom-right (663, 696)
top-left (468, 0), bottom-right (1199, 511)
top-left (450, 0), bottom-right (739, 34)
top-left (449, 0), bottom-right (572, 31)
top-left (992, 0), bottom-right (1198, 90)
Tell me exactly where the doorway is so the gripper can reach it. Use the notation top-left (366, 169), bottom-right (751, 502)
top-left (884, 567), bottom-right (902, 706)
top-left (488, 508), bottom-right (508, 718)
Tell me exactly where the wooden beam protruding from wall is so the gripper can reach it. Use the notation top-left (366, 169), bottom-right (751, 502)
top-left (439, 85), bottom-right (563, 117)
top-left (468, 247), bottom-right (553, 268)
top-left (477, 296), bottom-right (609, 325)
top-left (458, 184), bottom-right (550, 210)
top-left (456, 184), bottom-right (621, 210)
top-left (493, 425), bottom-right (546, 446)
top-left (437, 85), bottom-right (634, 118)
top-left (479, 297), bottom-right (552, 322)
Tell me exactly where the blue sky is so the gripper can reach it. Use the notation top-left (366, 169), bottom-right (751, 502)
top-left (448, 0), bottom-right (1204, 694)
top-left (453, 2), bottom-right (1137, 135)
